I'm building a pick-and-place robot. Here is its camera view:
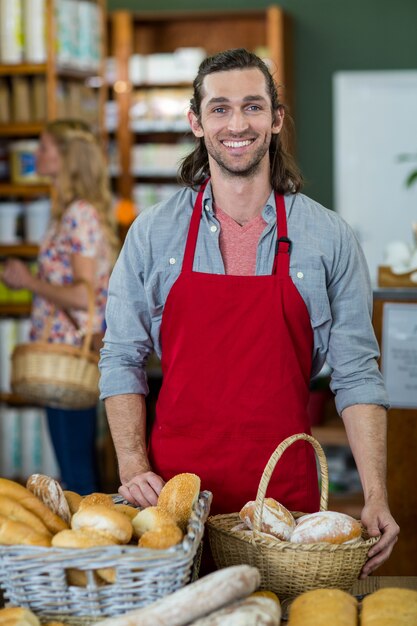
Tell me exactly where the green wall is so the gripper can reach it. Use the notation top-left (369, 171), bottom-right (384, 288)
top-left (107, 0), bottom-right (417, 209)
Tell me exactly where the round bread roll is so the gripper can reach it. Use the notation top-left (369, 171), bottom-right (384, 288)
top-left (132, 506), bottom-right (179, 538)
top-left (0, 607), bottom-right (40, 626)
top-left (139, 525), bottom-right (183, 550)
top-left (26, 474), bottom-right (71, 525)
top-left (114, 503), bottom-right (139, 520)
top-left (71, 504), bottom-right (133, 544)
top-left (288, 588), bottom-right (357, 625)
top-left (78, 493), bottom-right (114, 510)
top-left (0, 478), bottom-right (67, 534)
top-left (0, 494), bottom-right (51, 537)
top-left (0, 514), bottom-right (51, 547)
top-left (63, 490), bottom-right (83, 515)
top-left (157, 473), bottom-right (201, 532)
top-left (290, 511), bottom-right (362, 545)
top-left (361, 587), bottom-right (417, 625)
top-left (239, 498), bottom-right (296, 541)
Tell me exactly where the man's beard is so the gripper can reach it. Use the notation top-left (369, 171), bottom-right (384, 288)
top-left (205, 138), bottom-right (270, 180)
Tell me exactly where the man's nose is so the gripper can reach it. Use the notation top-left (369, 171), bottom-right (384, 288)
top-left (227, 110), bottom-right (249, 133)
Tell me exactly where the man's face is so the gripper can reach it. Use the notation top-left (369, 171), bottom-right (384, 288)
top-left (188, 67), bottom-right (283, 179)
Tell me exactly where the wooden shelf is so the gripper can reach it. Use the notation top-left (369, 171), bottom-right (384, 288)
top-left (0, 183), bottom-right (50, 197)
top-left (328, 491), bottom-right (363, 518)
top-left (0, 123), bottom-right (45, 137)
top-left (0, 392), bottom-right (33, 406)
top-left (0, 303), bottom-right (32, 316)
top-left (0, 244), bottom-right (39, 258)
top-left (0, 63), bottom-right (47, 76)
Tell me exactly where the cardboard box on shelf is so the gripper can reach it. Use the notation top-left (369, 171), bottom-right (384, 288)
top-left (11, 76), bottom-right (31, 123)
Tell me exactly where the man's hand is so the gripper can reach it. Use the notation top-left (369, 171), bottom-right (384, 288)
top-left (360, 498), bottom-right (400, 578)
top-left (118, 471), bottom-right (165, 507)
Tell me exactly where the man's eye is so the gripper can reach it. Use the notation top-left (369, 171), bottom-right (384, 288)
top-left (213, 107), bottom-right (226, 114)
top-left (247, 105), bottom-right (261, 111)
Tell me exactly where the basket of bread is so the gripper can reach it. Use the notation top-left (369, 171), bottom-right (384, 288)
top-left (207, 433), bottom-right (379, 601)
top-left (0, 473), bottom-right (212, 625)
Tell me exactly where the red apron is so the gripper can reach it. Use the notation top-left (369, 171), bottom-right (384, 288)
top-left (148, 183), bottom-right (320, 515)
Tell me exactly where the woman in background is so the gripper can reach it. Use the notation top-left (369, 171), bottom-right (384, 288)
top-left (0, 119), bottom-right (119, 494)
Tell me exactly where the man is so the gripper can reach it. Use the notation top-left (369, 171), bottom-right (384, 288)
top-left (99, 48), bottom-right (399, 576)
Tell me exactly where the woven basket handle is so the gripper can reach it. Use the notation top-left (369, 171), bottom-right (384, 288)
top-left (252, 433), bottom-right (329, 534)
top-left (41, 279), bottom-right (95, 358)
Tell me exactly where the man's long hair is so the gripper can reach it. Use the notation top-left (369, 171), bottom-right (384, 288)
top-left (178, 48), bottom-right (303, 194)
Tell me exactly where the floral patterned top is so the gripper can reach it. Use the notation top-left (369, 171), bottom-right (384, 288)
top-left (30, 199), bottom-right (112, 347)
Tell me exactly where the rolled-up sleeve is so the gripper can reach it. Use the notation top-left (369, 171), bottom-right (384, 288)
top-left (99, 219), bottom-right (153, 399)
top-left (326, 218), bottom-right (389, 414)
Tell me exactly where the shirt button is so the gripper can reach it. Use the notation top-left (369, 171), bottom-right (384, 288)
top-left (210, 225), bottom-right (217, 233)
top-left (169, 257), bottom-right (176, 265)
top-left (297, 271), bottom-right (304, 279)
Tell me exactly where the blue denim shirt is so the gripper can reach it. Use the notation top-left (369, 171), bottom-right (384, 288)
top-left (99, 183), bottom-right (389, 415)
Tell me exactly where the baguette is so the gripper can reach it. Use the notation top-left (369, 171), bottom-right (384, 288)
top-left (0, 607), bottom-right (40, 626)
top-left (0, 495), bottom-right (51, 536)
top-left (0, 478), bottom-right (68, 534)
top-left (26, 474), bottom-right (71, 525)
top-left (188, 595), bottom-right (281, 625)
top-left (94, 565), bottom-right (261, 626)
top-left (0, 514), bottom-right (51, 547)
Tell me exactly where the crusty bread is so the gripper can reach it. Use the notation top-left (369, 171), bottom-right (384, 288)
top-left (0, 494), bottom-right (51, 536)
top-left (0, 607), bottom-right (40, 626)
top-left (114, 503), bottom-right (139, 520)
top-left (71, 505), bottom-right (132, 544)
top-left (0, 514), bottom-right (51, 547)
top-left (288, 588), bottom-right (357, 625)
top-left (26, 474), bottom-right (71, 525)
top-left (0, 478), bottom-right (68, 534)
top-left (78, 493), bottom-right (114, 510)
top-left (239, 498), bottom-right (296, 541)
top-left (91, 565), bottom-right (260, 626)
top-left (290, 511), bottom-right (362, 545)
top-left (139, 526), bottom-right (183, 550)
top-left (52, 528), bottom-right (116, 585)
top-left (187, 595), bottom-right (281, 626)
top-left (52, 528), bottom-right (116, 549)
top-left (361, 587), bottom-right (417, 625)
top-left (132, 506), bottom-right (179, 538)
top-left (63, 491), bottom-right (83, 515)
top-left (157, 473), bottom-right (200, 532)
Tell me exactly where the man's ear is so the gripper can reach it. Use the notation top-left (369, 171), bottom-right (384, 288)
top-left (188, 110), bottom-right (204, 138)
top-left (272, 106), bottom-right (285, 135)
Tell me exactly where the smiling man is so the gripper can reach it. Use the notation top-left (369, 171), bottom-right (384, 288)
top-left (99, 49), bottom-right (399, 577)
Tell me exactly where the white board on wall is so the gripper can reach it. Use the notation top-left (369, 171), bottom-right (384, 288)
top-left (333, 70), bottom-right (417, 285)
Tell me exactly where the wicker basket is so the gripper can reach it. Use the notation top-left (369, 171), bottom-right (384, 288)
top-left (11, 281), bottom-right (99, 409)
top-left (0, 491), bottom-right (212, 625)
top-left (207, 433), bottom-right (378, 600)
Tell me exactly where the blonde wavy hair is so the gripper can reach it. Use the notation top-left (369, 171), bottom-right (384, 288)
top-left (44, 119), bottom-right (119, 263)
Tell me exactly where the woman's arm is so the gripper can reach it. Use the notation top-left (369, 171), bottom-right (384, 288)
top-left (1, 253), bottom-right (95, 310)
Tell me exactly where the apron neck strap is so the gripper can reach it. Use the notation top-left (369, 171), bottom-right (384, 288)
top-left (182, 181), bottom-right (291, 277)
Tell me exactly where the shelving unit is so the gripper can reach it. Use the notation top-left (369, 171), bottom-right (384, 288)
top-left (106, 7), bottom-right (293, 206)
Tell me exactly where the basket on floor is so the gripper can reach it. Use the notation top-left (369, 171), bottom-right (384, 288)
top-left (207, 433), bottom-right (378, 600)
top-left (0, 491), bottom-right (212, 626)
top-left (11, 280), bottom-right (99, 409)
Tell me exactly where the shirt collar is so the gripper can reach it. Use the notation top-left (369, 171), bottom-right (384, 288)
top-left (202, 181), bottom-right (277, 223)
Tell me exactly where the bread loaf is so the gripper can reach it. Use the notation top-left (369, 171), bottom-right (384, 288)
top-left (132, 506), bottom-right (179, 537)
top-left (0, 495), bottom-right (51, 536)
top-left (71, 505), bottom-right (132, 544)
top-left (114, 504), bottom-right (139, 520)
top-left (288, 588), bottom-right (357, 625)
top-left (139, 526), bottom-right (183, 550)
top-left (361, 587), bottom-right (417, 625)
top-left (52, 528), bottom-right (116, 585)
top-left (187, 596), bottom-right (281, 625)
top-left (93, 565), bottom-right (261, 626)
top-left (26, 474), bottom-right (71, 524)
top-left (0, 514), bottom-right (51, 546)
top-left (290, 511), bottom-right (362, 544)
top-left (78, 493), bottom-right (114, 510)
top-left (0, 607), bottom-right (40, 626)
top-left (63, 491), bottom-right (83, 515)
top-left (240, 498), bottom-right (295, 540)
top-left (157, 473), bottom-right (200, 532)
top-left (0, 478), bottom-right (68, 534)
